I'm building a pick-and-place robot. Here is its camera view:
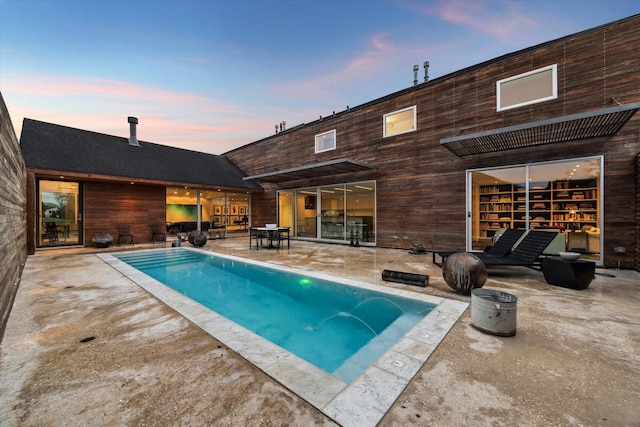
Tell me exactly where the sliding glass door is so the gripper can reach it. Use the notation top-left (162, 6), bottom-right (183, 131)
top-left (469, 166), bottom-right (526, 250)
top-left (296, 188), bottom-right (317, 238)
top-left (468, 157), bottom-right (602, 263)
top-left (38, 180), bottom-right (82, 247)
top-left (320, 185), bottom-right (345, 240)
top-left (277, 181), bottom-right (376, 245)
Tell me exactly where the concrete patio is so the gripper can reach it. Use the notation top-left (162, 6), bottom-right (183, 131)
top-left (1, 236), bottom-right (639, 426)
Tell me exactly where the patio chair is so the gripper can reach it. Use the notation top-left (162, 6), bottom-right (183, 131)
top-left (470, 230), bottom-right (559, 268)
top-left (250, 227), bottom-right (267, 250)
top-left (269, 229), bottom-right (291, 251)
top-left (433, 228), bottom-right (526, 266)
top-left (150, 223), bottom-right (166, 245)
top-left (116, 224), bottom-right (134, 246)
top-left (44, 222), bottom-right (59, 245)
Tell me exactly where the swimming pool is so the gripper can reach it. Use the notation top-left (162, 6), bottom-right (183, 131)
top-left (100, 247), bottom-right (468, 427)
top-left (112, 249), bottom-right (435, 383)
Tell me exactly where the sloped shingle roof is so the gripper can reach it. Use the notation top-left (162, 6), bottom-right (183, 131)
top-left (20, 118), bottom-right (262, 191)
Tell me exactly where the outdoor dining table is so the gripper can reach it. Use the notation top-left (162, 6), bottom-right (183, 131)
top-left (249, 226), bottom-right (291, 250)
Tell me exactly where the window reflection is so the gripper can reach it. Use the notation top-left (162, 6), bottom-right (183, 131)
top-left (470, 157), bottom-right (601, 263)
top-left (39, 180), bottom-right (80, 246)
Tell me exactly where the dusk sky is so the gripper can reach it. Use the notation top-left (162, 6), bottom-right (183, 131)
top-left (1, 0), bottom-right (639, 155)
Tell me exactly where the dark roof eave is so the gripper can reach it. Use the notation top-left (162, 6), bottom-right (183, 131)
top-left (28, 167), bottom-right (264, 192)
top-left (243, 158), bottom-right (375, 183)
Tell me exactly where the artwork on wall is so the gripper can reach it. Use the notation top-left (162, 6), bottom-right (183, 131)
top-left (239, 206), bottom-right (246, 215)
top-left (214, 205), bottom-right (222, 215)
top-left (231, 204), bottom-right (239, 215)
top-left (166, 204), bottom-right (201, 222)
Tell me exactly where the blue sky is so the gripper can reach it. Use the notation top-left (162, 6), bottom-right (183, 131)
top-left (1, 0), bottom-right (639, 154)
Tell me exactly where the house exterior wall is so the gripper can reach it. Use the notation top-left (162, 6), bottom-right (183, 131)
top-left (226, 15), bottom-right (640, 269)
top-left (0, 93), bottom-right (27, 343)
top-left (636, 153), bottom-right (640, 270)
top-left (83, 182), bottom-right (166, 246)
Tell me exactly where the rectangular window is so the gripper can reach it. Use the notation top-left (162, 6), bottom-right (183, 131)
top-left (468, 156), bottom-right (602, 264)
top-left (383, 105), bottom-right (416, 137)
top-left (315, 129), bottom-right (336, 153)
top-left (497, 64), bottom-right (557, 111)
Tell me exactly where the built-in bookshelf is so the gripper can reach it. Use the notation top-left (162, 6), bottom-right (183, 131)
top-left (478, 178), bottom-right (598, 239)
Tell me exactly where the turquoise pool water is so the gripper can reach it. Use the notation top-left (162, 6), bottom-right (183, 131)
top-left (113, 249), bottom-right (435, 383)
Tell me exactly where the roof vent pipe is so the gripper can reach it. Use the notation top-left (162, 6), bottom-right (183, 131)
top-left (424, 61), bottom-right (429, 83)
top-left (128, 116), bottom-right (140, 146)
top-left (413, 65), bottom-right (419, 86)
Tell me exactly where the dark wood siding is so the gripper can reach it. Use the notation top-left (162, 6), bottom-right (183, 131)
top-left (226, 15), bottom-right (640, 269)
top-left (0, 95), bottom-right (27, 343)
top-left (83, 183), bottom-right (166, 246)
top-left (636, 153), bottom-right (640, 270)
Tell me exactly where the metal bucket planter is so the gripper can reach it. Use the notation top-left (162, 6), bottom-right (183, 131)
top-left (471, 289), bottom-right (518, 337)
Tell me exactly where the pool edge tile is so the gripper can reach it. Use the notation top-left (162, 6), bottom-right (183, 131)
top-left (100, 248), bottom-right (468, 427)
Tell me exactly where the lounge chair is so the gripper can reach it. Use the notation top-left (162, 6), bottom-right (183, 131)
top-left (475, 230), bottom-right (558, 268)
top-left (435, 230), bottom-right (558, 269)
top-left (433, 228), bottom-right (526, 266)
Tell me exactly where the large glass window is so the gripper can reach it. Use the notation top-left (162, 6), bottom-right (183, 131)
top-left (346, 183), bottom-right (375, 242)
top-left (468, 157), bottom-right (602, 263)
top-left (297, 188), bottom-right (317, 238)
top-left (38, 180), bottom-right (82, 246)
top-left (471, 166), bottom-right (526, 250)
top-left (166, 187), bottom-right (200, 233)
top-left (276, 181), bottom-right (376, 245)
top-left (166, 188), bottom-right (250, 235)
top-left (320, 185), bottom-right (345, 240)
top-left (224, 192), bottom-right (251, 231)
top-left (277, 191), bottom-right (295, 230)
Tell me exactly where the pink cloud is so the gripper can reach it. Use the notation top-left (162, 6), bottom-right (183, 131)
top-left (271, 32), bottom-right (427, 101)
top-left (7, 74), bottom-right (212, 106)
top-left (421, 0), bottom-right (537, 42)
top-left (2, 72), bottom-right (271, 153)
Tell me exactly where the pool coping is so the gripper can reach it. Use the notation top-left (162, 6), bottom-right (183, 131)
top-left (98, 247), bottom-right (468, 427)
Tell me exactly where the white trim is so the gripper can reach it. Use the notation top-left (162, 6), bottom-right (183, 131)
top-left (315, 129), bottom-right (337, 153)
top-left (496, 64), bottom-right (558, 112)
top-left (383, 105), bottom-right (417, 137)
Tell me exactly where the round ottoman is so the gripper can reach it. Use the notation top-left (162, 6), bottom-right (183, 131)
top-left (442, 252), bottom-right (487, 294)
top-left (188, 230), bottom-right (208, 247)
top-left (92, 232), bottom-right (113, 248)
